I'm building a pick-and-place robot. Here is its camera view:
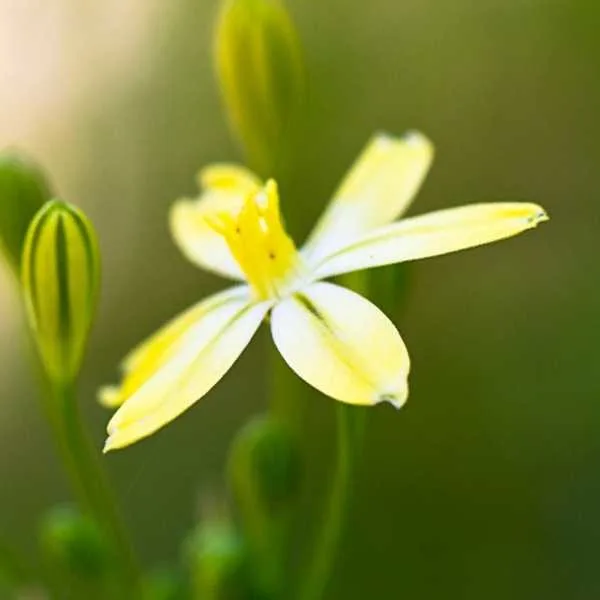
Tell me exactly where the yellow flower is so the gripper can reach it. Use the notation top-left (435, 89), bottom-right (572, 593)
top-left (102, 132), bottom-right (548, 451)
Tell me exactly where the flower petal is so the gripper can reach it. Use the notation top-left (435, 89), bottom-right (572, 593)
top-left (104, 287), bottom-right (270, 451)
top-left (99, 284), bottom-right (249, 408)
top-left (271, 282), bottom-right (410, 407)
top-left (312, 202), bottom-right (549, 280)
top-left (170, 164), bottom-right (261, 279)
top-left (303, 131), bottom-right (433, 263)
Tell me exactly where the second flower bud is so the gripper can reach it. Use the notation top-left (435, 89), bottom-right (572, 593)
top-left (22, 200), bottom-right (100, 385)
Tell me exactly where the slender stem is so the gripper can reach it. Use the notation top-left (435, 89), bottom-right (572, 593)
top-left (298, 405), bottom-right (364, 600)
top-left (297, 270), bottom-right (370, 600)
top-left (45, 379), bottom-right (140, 597)
top-left (268, 341), bottom-right (304, 427)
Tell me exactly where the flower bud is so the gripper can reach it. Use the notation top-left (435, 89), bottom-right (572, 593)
top-left (214, 0), bottom-right (305, 176)
top-left (39, 506), bottom-right (115, 596)
top-left (229, 415), bottom-right (300, 513)
top-left (142, 568), bottom-right (187, 600)
top-left (227, 415), bottom-right (300, 595)
top-left (22, 200), bottom-right (100, 384)
top-left (185, 514), bottom-right (250, 600)
top-left (0, 150), bottom-right (53, 274)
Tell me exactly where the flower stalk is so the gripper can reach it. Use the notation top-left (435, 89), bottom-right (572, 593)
top-left (298, 403), bottom-right (364, 600)
top-left (297, 269), bottom-right (369, 600)
top-left (21, 199), bottom-right (141, 596)
top-left (44, 379), bottom-right (139, 596)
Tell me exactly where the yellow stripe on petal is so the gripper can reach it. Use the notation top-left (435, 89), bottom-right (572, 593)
top-left (103, 288), bottom-right (271, 451)
top-left (170, 164), bottom-right (262, 279)
top-left (313, 202), bottom-right (549, 280)
top-left (271, 282), bottom-right (410, 407)
top-left (303, 131), bottom-right (433, 263)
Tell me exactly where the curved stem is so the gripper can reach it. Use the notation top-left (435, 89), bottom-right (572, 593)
top-left (46, 379), bottom-right (140, 597)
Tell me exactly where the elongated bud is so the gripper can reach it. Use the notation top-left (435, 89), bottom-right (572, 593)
top-left (22, 200), bottom-right (100, 384)
top-left (0, 151), bottom-right (53, 274)
top-left (214, 0), bottom-right (305, 176)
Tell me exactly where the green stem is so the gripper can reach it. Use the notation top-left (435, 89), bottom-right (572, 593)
top-left (298, 405), bottom-right (364, 600)
top-left (297, 270), bottom-right (370, 600)
top-left (45, 379), bottom-right (140, 597)
top-left (268, 341), bottom-right (304, 427)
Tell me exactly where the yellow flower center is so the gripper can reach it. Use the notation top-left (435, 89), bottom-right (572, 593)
top-left (208, 180), bottom-right (304, 300)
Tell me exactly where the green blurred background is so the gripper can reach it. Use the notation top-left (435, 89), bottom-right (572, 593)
top-left (1, 0), bottom-right (599, 598)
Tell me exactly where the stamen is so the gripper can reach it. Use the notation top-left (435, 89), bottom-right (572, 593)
top-left (207, 180), bottom-right (304, 300)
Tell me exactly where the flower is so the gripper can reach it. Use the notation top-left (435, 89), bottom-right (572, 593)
top-left (101, 132), bottom-right (548, 451)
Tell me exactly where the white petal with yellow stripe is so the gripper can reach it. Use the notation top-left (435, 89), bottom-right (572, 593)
top-left (104, 286), bottom-right (271, 451)
top-left (303, 131), bottom-right (434, 263)
top-left (271, 282), bottom-right (410, 408)
top-left (312, 202), bottom-right (549, 280)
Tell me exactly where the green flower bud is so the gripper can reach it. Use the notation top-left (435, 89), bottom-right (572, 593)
top-left (22, 200), bottom-right (100, 384)
top-left (39, 506), bottom-right (115, 599)
top-left (214, 0), bottom-right (305, 176)
top-left (142, 568), bottom-right (188, 600)
top-left (228, 415), bottom-right (300, 513)
top-left (40, 506), bottom-right (113, 579)
top-left (227, 416), bottom-right (300, 595)
top-left (185, 516), bottom-right (250, 600)
top-left (0, 150), bottom-right (53, 274)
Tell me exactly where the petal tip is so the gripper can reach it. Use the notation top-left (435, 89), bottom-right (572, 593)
top-left (377, 388), bottom-right (408, 410)
top-left (530, 207), bottom-right (549, 226)
top-left (102, 437), bottom-right (115, 453)
top-left (402, 130), bottom-right (433, 151)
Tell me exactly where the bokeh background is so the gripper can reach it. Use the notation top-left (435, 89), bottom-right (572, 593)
top-left (1, 0), bottom-right (599, 598)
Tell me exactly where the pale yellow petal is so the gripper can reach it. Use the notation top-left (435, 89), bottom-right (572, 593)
top-left (271, 282), bottom-right (410, 407)
top-left (303, 132), bottom-right (433, 263)
top-left (170, 164), bottom-right (262, 279)
top-left (312, 202), bottom-right (549, 280)
top-left (98, 285), bottom-right (251, 409)
top-left (104, 289), bottom-right (270, 451)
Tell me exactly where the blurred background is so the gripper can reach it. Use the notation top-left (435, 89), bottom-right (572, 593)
top-left (1, 0), bottom-right (599, 598)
